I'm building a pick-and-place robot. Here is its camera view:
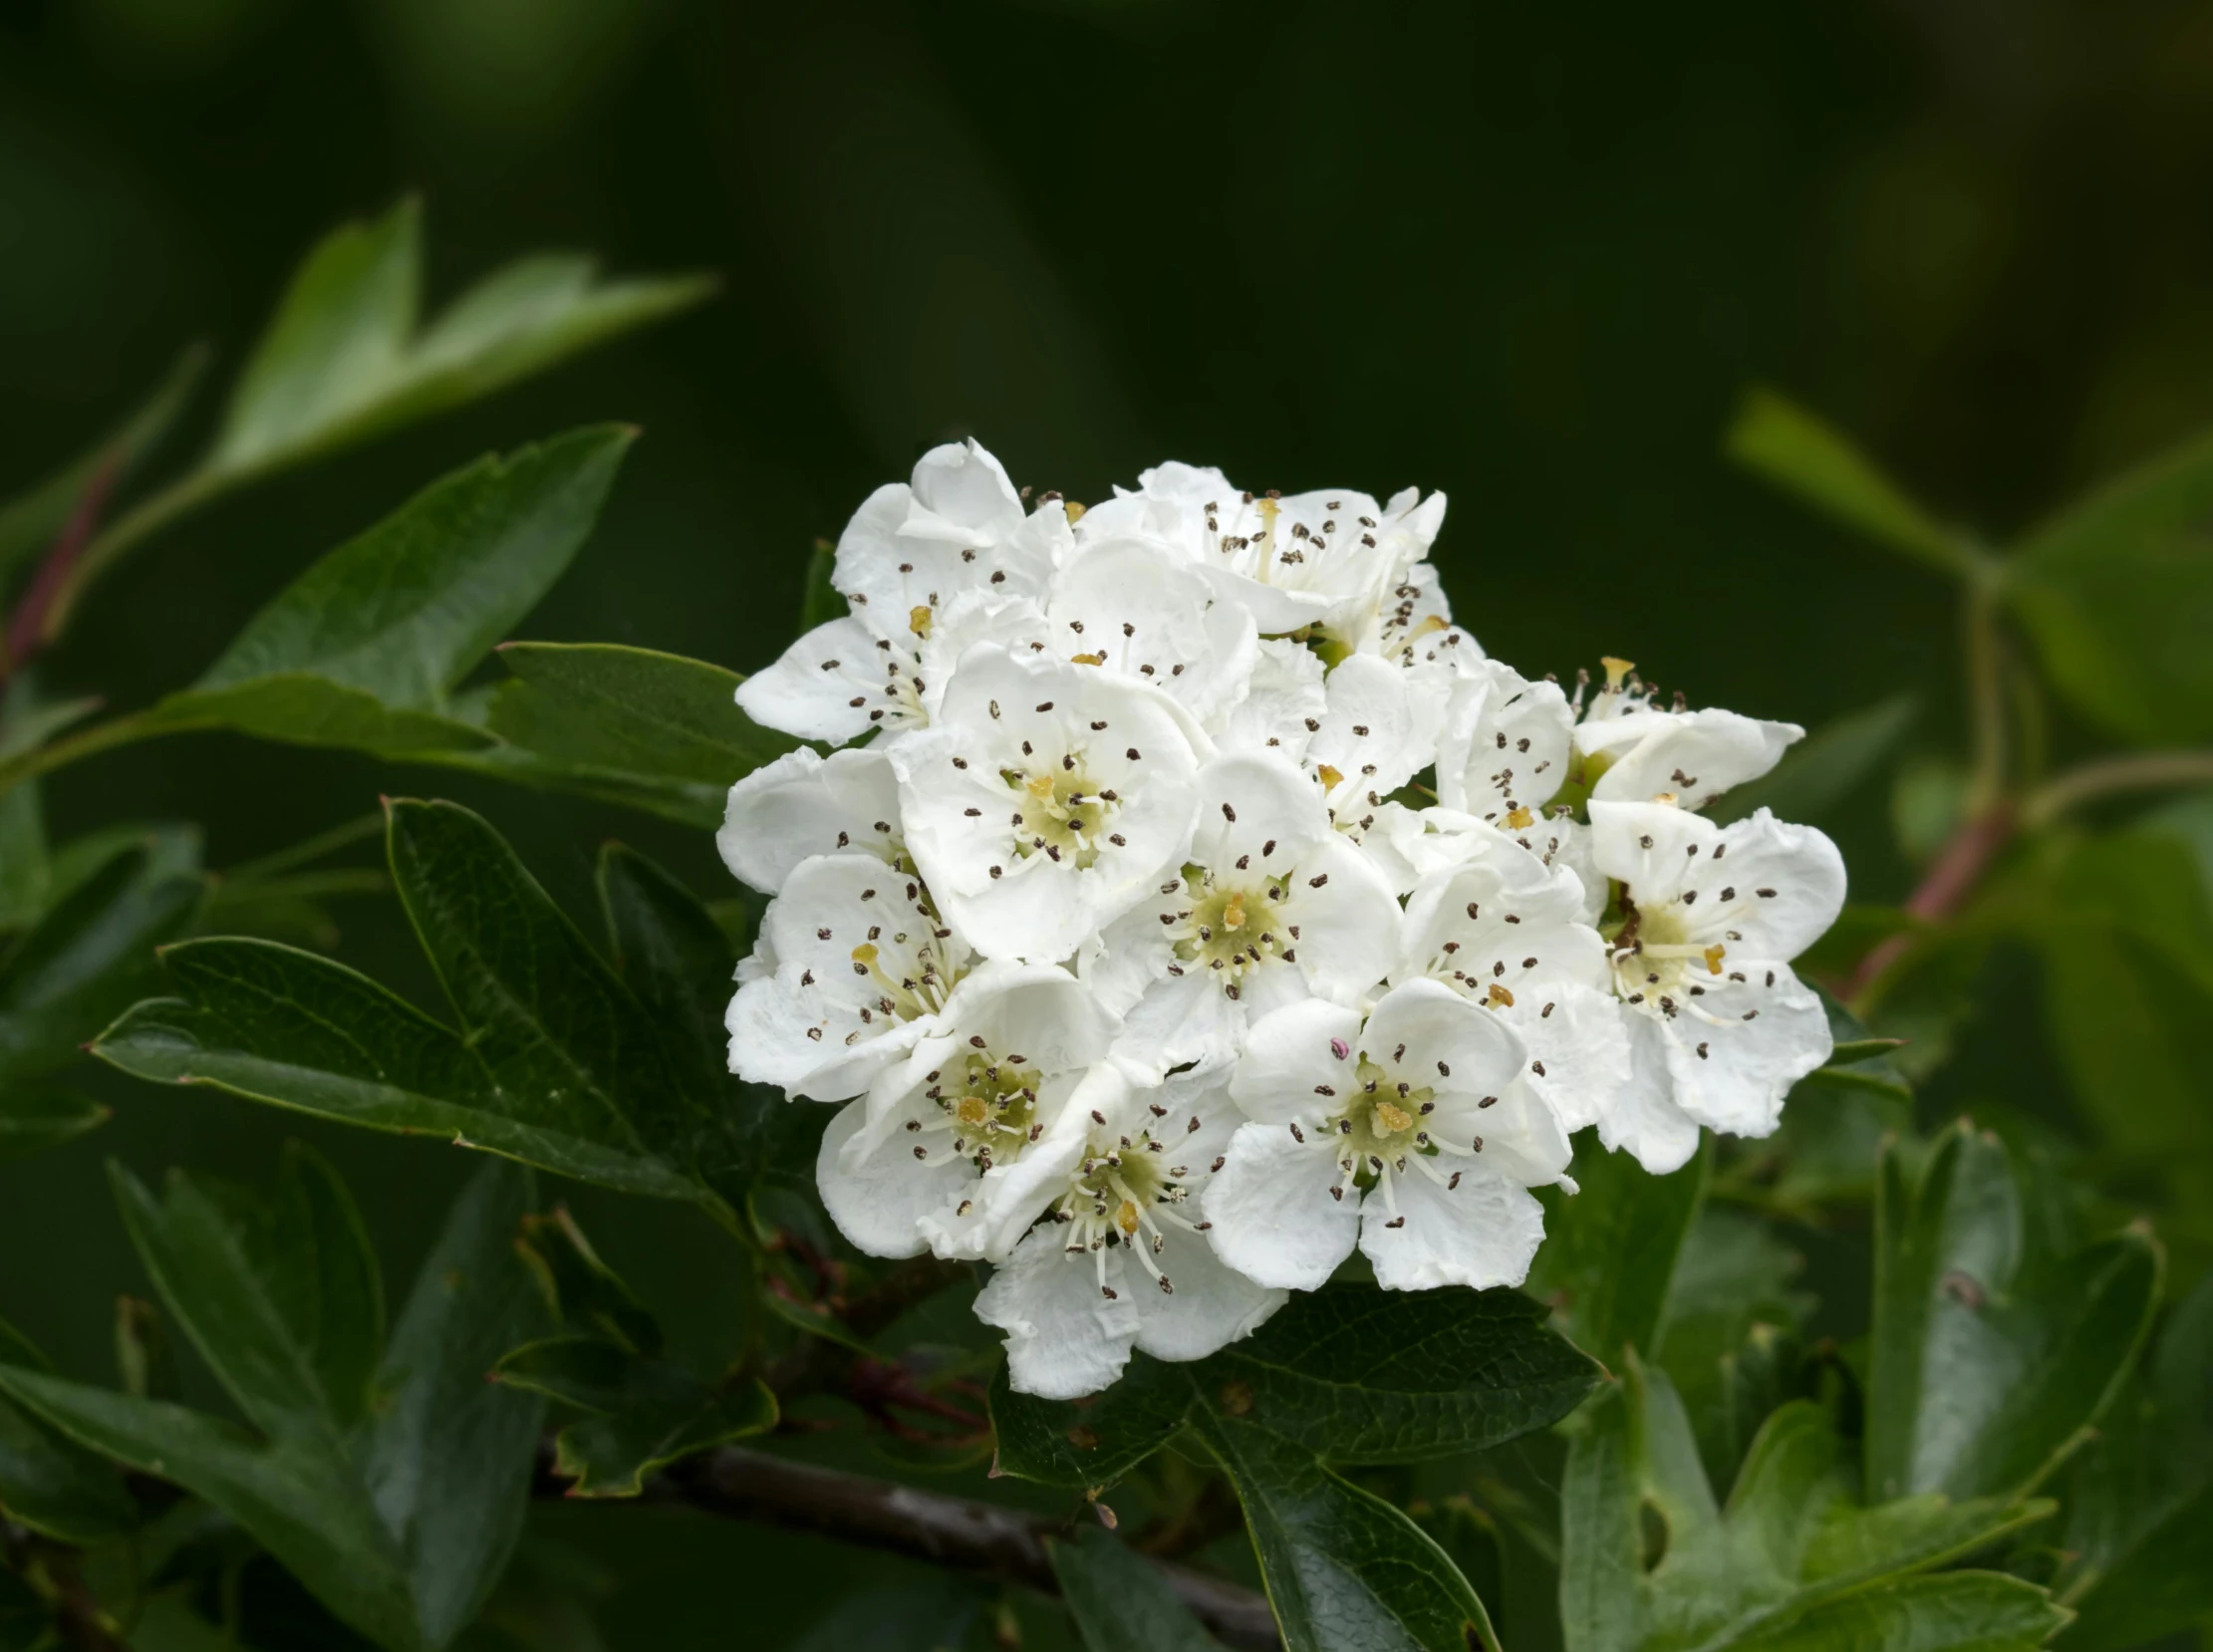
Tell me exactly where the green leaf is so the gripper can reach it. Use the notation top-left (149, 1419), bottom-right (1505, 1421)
top-left (487, 643), bottom-right (797, 787)
top-left (783, 1580), bottom-right (982, 1652)
top-left (0, 1092), bottom-right (108, 1164)
top-left (1561, 1363), bottom-right (2062, 1652)
top-left (2005, 421), bottom-right (2213, 743)
top-left (989, 1283), bottom-right (1601, 1489)
top-left (0, 1160), bottom-right (547, 1652)
top-left (2055, 1272), bottom-right (2213, 1651)
top-left (491, 1337), bottom-right (773, 1498)
top-left (266, 1142), bottom-right (387, 1430)
top-left (1712, 695), bottom-right (1920, 828)
top-left (1654, 1210), bottom-right (1814, 1494)
top-left (1051, 1525), bottom-right (1224, 1652)
top-left (1528, 1134), bottom-right (1710, 1363)
top-left (0, 683), bottom-right (106, 933)
top-left (362, 1161), bottom-right (551, 1648)
top-left (0, 842), bottom-right (202, 1091)
top-left (192, 428), bottom-right (633, 714)
top-left (1865, 1125), bottom-right (2160, 1505)
top-left (0, 347), bottom-right (204, 587)
top-left (209, 200), bottom-right (708, 482)
top-left (1724, 388), bottom-right (1967, 576)
top-left (0, 1316), bottom-right (136, 1543)
top-left (1191, 1402), bottom-right (1499, 1652)
top-left (1716, 1574), bottom-right (2068, 1652)
top-left (93, 803), bottom-right (750, 1211)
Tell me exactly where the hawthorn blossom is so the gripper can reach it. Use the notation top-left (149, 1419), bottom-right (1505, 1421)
top-left (975, 1067), bottom-right (1284, 1398)
top-left (815, 962), bottom-right (1117, 1259)
top-left (1395, 833), bottom-right (1634, 1156)
top-left (1081, 749), bottom-right (1399, 1078)
top-left (726, 852), bottom-right (968, 1101)
top-left (1081, 462), bottom-right (1446, 638)
top-left (889, 645), bottom-right (1211, 964)
top-left (1044, 536), bottom-right (1260, 734)
top-left (1210, 980), bottom-right (1573, 1293)
top-left (735, 441), bottom-right (1070, 742)
top-left (1573, 658), bottom-right (1800, 809)
top-left (718, 746), bottom-right (902, 896)
top-left (1590, 800), bottom-right (1845, 1160)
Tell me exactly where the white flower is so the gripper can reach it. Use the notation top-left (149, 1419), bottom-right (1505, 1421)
top-left (1081, 750), bottom-right (1400, 1078)
top-left (1589, 801), bottom-right (1845, 1167)
top-left (1573, 658), bottom-right (1800, 810)
top-left (1396, 832), bottom-right (1631, 1142)
top-left (1082, 463), bottom-right (1446, 637)
top-left (975, 1067), bottom-right (1285, 1399)
top-left (1210, 981), bottom-right (1573, 1293)
top-left (1214, 638), bottom-right (1327, 761)
top-left (726, 853), bottom-right (968, 1101)
top-left (1434, 657), bottom-right (1574, 824)
top-left (1044, 535), bottom-right (1259, 734)
top-left (717, 747), bottom-right (901, 896)
top-left (889, 644), bottom-right (1212, 964)
top-left (815, 961), bottom-right (1117, 1259)
top-left (734, 440), bottom-right (1070, 742)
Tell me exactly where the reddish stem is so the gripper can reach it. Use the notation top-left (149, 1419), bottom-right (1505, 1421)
top-left (1845, 802), bottom-right (2016, 1002)
top-left (1, 461), bottom-right (120, 684)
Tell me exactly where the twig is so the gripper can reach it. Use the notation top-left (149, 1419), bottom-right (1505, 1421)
top-left (1845, 802), bottom-right (2015, 1003)
top-left (537, 1442), bottom-right (1279, 1649)
top-left (0, 1524), bottom-right (127, 1652)
top-left (2021, 749), bottom-right (2213, 828)
top-left (0, 461), bottom-right (121, 685)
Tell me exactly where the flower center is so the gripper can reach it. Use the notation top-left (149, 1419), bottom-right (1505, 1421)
top-left (846, 927), bottom-right (960, 1031)
top-left (907, 1047), bottom-right (1045, 1171)
top-left (1606, 899), bottom-right (1726, 1018)
top-left (1166, 872), bottom-right (1294, 999)
top-left (1003, 762), bottom-right (1116, 868)
top-left (1048, 1118), bottom-right (1210, 1300)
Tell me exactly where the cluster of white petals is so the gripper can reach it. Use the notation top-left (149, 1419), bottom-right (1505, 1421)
top-left (720, 441), bottom-right (1846, 1399)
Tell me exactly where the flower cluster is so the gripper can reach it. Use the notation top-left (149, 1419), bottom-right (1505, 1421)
top-left (719, 441), bottom-right (1846, 1400)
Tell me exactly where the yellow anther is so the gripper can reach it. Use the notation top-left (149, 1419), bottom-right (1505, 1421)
top-left (1506, 805), bottom-right (1534, 830)
top-left (1703, 944), bottom-right (1727, 975)
top-left (1025, 773), bottom-right (1056, 800)
top-left (851, 943), bottom-right (879, 965)
top-left (1223, 893), bottom-right (1246, 932)
top-left (1375, 1101), bottom-right (1414, 1134)
top-left (1652, 791), bottom-right (1679, 807)
top-left (1070, 652), bottom-right (1104, 667)
top-left (909, 605), bottom-right (934, 638)
top-left (1487, 983), bottom-right (1516, 1009)
top-left (957, 1095), bottom-right (989, 1126)
top-left (1064, 499), bottom-right (1088, 525)
top-left (1116, 1199), bottom-right (1141, 1237)
top-left (1316, 763), bottom-right (1344, 790)
top-left (1601, 656), bottom-right (1635, 688)
top-left (1411, 614), bottom-right (1451, 639)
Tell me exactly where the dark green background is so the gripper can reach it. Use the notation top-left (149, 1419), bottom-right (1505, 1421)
top-left (3, 0), bottom-right (2208, 1641)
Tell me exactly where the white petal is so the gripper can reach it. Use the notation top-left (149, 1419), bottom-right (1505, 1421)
top-left (1657, 967), bottom-right (1831, 1138)
top-left (1436, 660), bottom-right (1574, 818)
top-left (1579, 706), bottom-right (1800, 810)
top-left (816, 1096), bottom-right (966, 1258)
top-left (1506, 982), bottom-right (1631, 1136)
top-left (909, 438), bottom-right (1022, 532)
top-left (1361, 978), bottom-right (1528, 1102)
top-left (1697, 810), bottom-right (1848, 963)
top-left (733, 616), bottom-right (887, 743)
top-left (1311, 653), bottom-right (1434, 805)
top-left (717, 747), bottom-right (901, 895)
top-left (1426, 1077), bottom-right (1573, 1189)
top-left (1206, 1122), bottom-right (1362, 1290)
top-left (1132, 1223), bottom-right (1287, 1364)
top-left (1049, 538), bottom-right (1260, 729)
top-left (1215, 638), bottom-right (1327, 761)
top-left (1360, 1169), bottom-right (1545, 1291)
top-left (1599, 1018), bottom-right (1707, 1173)
top-left (1281, 834), bottom-right (1401, 1006)
top-left (975, 1228), bottom-right (1142, 1400)
top-left (1230, 998), bottom-right (1364, 1126)
top-left (1114, 970), bottom-right (1248, 1081)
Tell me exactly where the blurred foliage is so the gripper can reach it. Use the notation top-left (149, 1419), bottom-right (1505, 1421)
top-left (3, 0), bottom-right (2213, 1648)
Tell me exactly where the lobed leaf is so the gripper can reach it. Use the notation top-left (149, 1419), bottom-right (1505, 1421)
top-left (1528, 1134), bottom-right (1710, 1363)
top-left (1051, 1525), bottom-right (1225, 1652)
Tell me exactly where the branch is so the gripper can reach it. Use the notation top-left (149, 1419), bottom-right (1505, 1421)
top-left (2022, 749), bottom-right (2213, 828)
top-left (538, 1442), bottom-right (1280, 1650)
top-left (0, 460), bottom-right (121, 685)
